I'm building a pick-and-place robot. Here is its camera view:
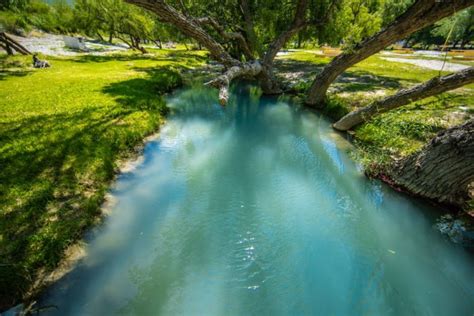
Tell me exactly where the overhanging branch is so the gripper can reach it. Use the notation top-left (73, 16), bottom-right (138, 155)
top-left (205, 61), bottom-right (263, 105)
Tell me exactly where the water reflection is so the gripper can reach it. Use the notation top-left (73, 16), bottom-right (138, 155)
top-left (41, 83), bottom-right (474, 316)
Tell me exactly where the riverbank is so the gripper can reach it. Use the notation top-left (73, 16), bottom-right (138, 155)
top-left (276, 50), bottom-right (473, 184)
top-left (276, 50), bottom-right (474, 231)
top-left (0, 50), bottom-right (206, 310)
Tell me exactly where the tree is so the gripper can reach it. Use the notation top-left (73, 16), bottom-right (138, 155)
top-left (333, 67), bottom-right (474, 131)
top-left (124, 0), bottom-right (340, 104)
top-left (305, 0), bottom-right (474, 107)
top-left (386, 118), bottom-right (474, 208)
top-left (73, 0), bottom-right (157, 52)
top-left (432, 7), bottom-right (474, 48)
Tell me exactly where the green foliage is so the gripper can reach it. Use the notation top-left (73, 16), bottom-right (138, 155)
top-left (0, 49), bottom-right (204, 308)
top-left (432, 7), bottom-right (474, 48)
top-left (0, 0), bottom-right (75, 34)
top-left (321, 95), bottom-right (350, 120)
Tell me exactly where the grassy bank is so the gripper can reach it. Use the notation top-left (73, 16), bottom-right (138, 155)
top-left (278, 50), bottom-right (474, 170)
top-left (0, 49), bottom-right (205, 309)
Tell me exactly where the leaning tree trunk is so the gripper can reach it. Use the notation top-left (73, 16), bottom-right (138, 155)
top-left (387, 119), bottom-right (474, 208)
top-left (333, 67), bottom-right (474, 131)
top-left (305, 0), bottom-right (474, 107)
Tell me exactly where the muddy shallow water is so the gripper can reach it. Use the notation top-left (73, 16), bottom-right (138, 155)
top-left (40, 84), bottom-right (474, 315)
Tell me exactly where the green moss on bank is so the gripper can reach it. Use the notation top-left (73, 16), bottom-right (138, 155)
top-left (0, 50), bottom-right (204, 309)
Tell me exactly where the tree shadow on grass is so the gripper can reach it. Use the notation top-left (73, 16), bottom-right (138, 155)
top-left (0, 104), bottom-right (147, 308)
top-left (275, 58), bottom-right (418, 93)
top-left (69, 51), bottom-right (208, 66)
top-left (0, 65), bottom-right (183, 309)
top-left (101, 66), bottom-right (185, 115)
top-left (0, 55), bottom-right (34, 81)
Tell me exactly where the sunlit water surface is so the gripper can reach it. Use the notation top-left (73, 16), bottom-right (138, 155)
top-left (41, 84), bottom-right (474, 315)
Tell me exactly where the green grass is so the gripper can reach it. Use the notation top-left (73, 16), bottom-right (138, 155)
top-left (0, 49), bottom-right (205, 309)
top-left (279, 50), bottom-right (474, 170)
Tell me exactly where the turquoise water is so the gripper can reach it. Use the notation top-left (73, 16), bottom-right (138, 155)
top-left (41, 84), bottom-right (474, 315)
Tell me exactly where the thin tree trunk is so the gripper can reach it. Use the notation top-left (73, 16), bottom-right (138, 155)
top-left (258, 0), bottom-right (310, 94)
top-left (96, 32), bottom-right (105, 42)
top-left (333, 67), bottom-right (474, 131)
top-left (109, 32), bottom-right (114, 44)
top-left (154, 39), bottom-right (162, 49)
top-left (305, 0), bottom-right (474, 107)
top-left (387, 119), bottom-right (474, 208)
top-left (239, 0), bottom-right (260, 56)
top-left (0, 32), bottom-right (30, 55)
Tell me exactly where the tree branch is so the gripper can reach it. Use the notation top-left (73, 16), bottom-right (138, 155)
top-left (306, 0), bottom-right (474, 106)
top-left (195, 16), bottom-right (254, 60)
top-left (239, 0), bottom-right (259, 56)
top-left (124, 0), bottom-right (239, 67)
top-left (333, 67), bottom-right (474, 131)
top-left (262, 0), bottom-right (309, 66)
top-left (205, 61), bottom-right (262, 105)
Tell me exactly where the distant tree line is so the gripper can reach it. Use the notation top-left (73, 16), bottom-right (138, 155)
top-left (0, 0), bottom-right (472, 51)
top-left (0, 0), bottom-right (183, 52)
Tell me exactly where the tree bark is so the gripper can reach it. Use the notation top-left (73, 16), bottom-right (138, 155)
top-left (239, 0), bottom-right (260, 56)
top-left (387, 119), bottom-right (474, 208)
top-left (305, 0), bottom-right (474, 107)
top-left (333, 67), bottom-right (474, 131)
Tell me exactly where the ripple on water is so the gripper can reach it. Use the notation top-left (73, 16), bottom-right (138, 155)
top-left (38, 85), bottom-right (474, 316)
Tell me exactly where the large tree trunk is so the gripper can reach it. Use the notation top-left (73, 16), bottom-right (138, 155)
top-left (333, 67), bottom-right (474, 131)
top-left (387, 119), bottom-right (474, 208)
top-left (305, 0), bottom-right (474, 107)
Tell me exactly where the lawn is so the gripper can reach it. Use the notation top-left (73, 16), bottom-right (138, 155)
top-left (0, 49), bottom-right (205, 308)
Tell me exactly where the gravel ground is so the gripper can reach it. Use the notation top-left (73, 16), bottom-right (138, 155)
top-left (9, 33), bottom-right (129, 56)
top-left (380, 56), bottom-right (470, 72)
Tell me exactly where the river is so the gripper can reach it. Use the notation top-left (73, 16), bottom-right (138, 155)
top-left (40, 84), bottom-right (474, 315)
